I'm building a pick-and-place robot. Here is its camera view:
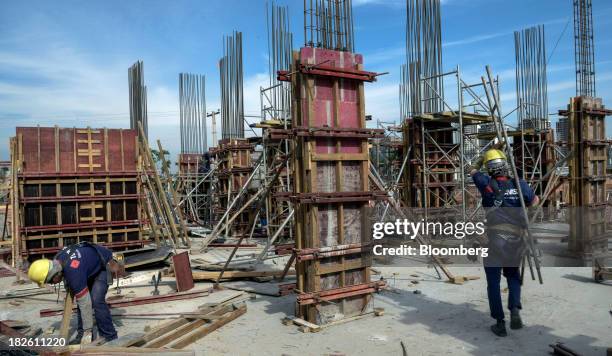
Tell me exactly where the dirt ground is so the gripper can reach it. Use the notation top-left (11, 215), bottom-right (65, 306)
top-left (1, 266), bottom-right (610, 355)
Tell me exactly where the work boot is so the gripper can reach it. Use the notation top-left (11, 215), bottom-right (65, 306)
top-left (510, 308), bottom-right (523, 330)
top-left (490, 320), bottom-right (507, 337)
top-left (68, 332), bottom-right (84, 345)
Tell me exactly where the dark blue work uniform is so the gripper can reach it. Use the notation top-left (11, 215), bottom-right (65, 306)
top-left (473, 172), bottom-right (536, 322)
top-left (55, 244), bottom-right (117, 340)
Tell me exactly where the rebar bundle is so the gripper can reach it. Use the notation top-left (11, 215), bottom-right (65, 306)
top-left (128, 60), bottom-right (148, 138)
top-left (267, 1), bottom-right (293, 120)
top-left (179, 73), bottom-right (207, 154)
top-left (219, 31), bottom-right (245, 139)
top-left (514, 25), bottom-right (549, 131)
top-left (304, 0), bottom-right (354, 52)
top-left (406, 0), bottom-right (443, 115)
top-left (573, 0), bottom-right (596, 97)
top-left (399, 63), bottom-right (409, 120)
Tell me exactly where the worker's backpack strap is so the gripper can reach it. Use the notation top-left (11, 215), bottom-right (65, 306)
top-left (484, 176), bottom-right (513, 221)
top-left (54, 243), bottom-right (85, 267)
top-left (488, 177), bottom-right (506, 208)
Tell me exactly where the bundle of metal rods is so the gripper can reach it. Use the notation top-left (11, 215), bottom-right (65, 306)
top-left (128, 60), bottom-right (148, 138)
top-left (303, 0), bottom-right (354, 52)
top-left (573, 0), bottom-right (596, 97)
top-left (179, 73), bottom-right (207, 154)
top-left (267, 1), bottom-right (293, 120)
top-left (406, 0), bottom-right (443, 115)
top-left (399, 63), bottom-right (409, 121)
top-left (514, 25), bottom-right (549, 131)
top-left (219, 31), bottom-right (245, 139)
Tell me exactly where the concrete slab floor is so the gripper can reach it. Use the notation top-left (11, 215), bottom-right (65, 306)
top-left (0, 267), bottom-right (610, 355)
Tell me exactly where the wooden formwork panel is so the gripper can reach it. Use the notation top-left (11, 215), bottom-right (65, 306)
top-left (289, 47), bottom-right (383, 325)
top-left (178, 154), bottom-right (202, 174)
top-left (13, 127), bottom-right (144, 260)
top-left (16, 127), bottom-right (138, 175)
top-left (563, 97), bottom-right (612, 258)
top-left (211, 139), bottom-right (255, 237)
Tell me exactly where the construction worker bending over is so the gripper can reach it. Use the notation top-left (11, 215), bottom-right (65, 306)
top-left (468, 144), bottom-right (539, 337)
top-left (27, 242), bottom-right (119, 344)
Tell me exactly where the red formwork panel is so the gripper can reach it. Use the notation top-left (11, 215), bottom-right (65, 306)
top-left (289, 47), bottom-right (385, 325)
top-left (16, 127), bottom-right (138, 176)
top-left (13, 127), bottom-right (144, 260)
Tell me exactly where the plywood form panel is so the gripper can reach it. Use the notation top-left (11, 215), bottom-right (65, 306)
top-left (14, 127), bottom-right (144, 260)
top-left (290, 47), bottom-right (382, 325)
top-left (563, 97), bottom-right (612, 258)
top-left (17, 127), bottom-right (138, 175)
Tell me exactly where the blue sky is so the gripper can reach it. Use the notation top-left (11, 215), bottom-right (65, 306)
top-left (1, 0), bottom-right (612, 160)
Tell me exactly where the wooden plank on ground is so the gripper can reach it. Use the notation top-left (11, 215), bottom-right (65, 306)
top-left (71, 345), bottom-right (195, 355)
top-left (168, 304), bottom-right (247, 349)
top-left (142, 305), bottom-right (235, 348)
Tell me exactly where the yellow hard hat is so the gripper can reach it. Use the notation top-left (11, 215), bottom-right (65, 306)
top-left (483, 149), bottom-right (507, 163)
top-left (28, 259), bottom-right (52, 287)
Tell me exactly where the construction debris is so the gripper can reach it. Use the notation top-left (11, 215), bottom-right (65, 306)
top-left (0, 1), bottom-right (610, 355)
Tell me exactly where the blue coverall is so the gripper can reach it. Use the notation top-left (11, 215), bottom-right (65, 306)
top-left (55, 244), bottom-right (117, 341)
top-left (473, 173), bottom-right (536, 322)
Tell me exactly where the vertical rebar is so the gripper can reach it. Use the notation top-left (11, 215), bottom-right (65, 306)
top-left (179, 73), bottom-right (207, 154)
top-left (129, 60), bottom-right (148, 139)
top-left (219, 31), bottom-right (245, 139)
top-left (573, 0), bottom-right (596, 97)
top-left (406, 0), bottom-right (443, 115)
top-left (514, 25), bottom-right (549, 131)
top-left (304, 0), bottom-right (354, 51)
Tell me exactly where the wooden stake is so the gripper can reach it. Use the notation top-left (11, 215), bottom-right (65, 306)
top-left (60, 292), bottom-right (74, 341)
top-left (156, 140), bottom-right (191, 247)
top-left (137, 123), bottom-right (182, 247)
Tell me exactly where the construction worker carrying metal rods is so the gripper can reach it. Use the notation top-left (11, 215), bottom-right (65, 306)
top-left (27, 242), bottom-right (119, 344)
top-left (468, 142), bottom-right (539, 337)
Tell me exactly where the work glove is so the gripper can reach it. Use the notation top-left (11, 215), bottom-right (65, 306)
top-left (492, 140), bottom-right (507, 150)
top-left (80, 329), bottom-right (93, 345)
top-left (468, 155), bottom-right (484, 172)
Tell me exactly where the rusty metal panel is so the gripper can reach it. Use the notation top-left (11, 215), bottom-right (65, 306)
top-left (172, 251), bottom-right (194, 292)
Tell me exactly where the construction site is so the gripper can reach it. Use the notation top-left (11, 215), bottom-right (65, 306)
top-left (0, 0), bottom-right (610, 355)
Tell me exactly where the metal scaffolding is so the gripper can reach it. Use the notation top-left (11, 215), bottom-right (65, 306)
top-left (176, 73), bottom-right (212, 226)
top-left (402, 67), bottom-right (498, 221)
top-left (259, 1), bottom-right (295, 251)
